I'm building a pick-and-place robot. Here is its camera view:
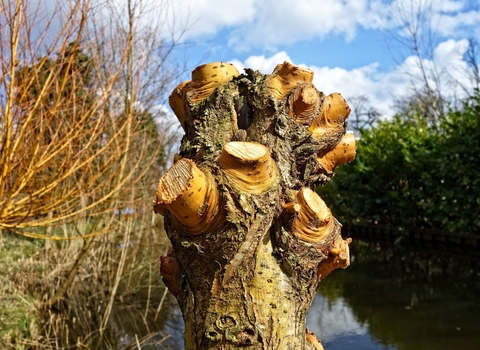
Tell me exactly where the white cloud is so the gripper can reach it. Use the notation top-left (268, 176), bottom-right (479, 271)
top-left (227, 0), bottom-right (376, 51)
top-left (164, 0), bottom-right (480, 51)
top-left (164, 0), bottom-right (257, 39)
top-left (232, 38), bottom-right (476, 118)
top-left (158, 0), bottom-right (388, 49)
top-left (311, 63), bottom-right (401, 118)
top-left (435, 10), bottom-right (480, 37)
top-left (433, 39), bottom-right (469, 69)
top-left (386, 0), bottom-right (480, 40)
top-left (232, 52), bottom-right (398, 116)
top-left (440, 0), bottom-right (467, 12)
top-left (311, 64), bottom-right (379, 97)
top-left (232, 52), bottom-right (396, 116)
top-left (307, 293), bottom-right (369, 343)
top-left (230, 51), bottom-right (293, 74)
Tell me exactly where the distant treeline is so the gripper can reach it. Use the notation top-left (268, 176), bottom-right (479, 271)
top-left (319, 90), bottom-right (480, 234)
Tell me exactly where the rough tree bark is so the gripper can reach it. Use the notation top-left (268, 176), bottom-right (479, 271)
top-left (154, 62), bottom-right (356, 349)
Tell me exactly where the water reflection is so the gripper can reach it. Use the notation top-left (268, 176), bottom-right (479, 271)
top-left (151, 238), bottom-right (480, 349)
top-left (112, 293), bottom-right (184, 350)
top-left (306, 293), bottom-right (392, 350)
top-left (306, 239), bottom-right (480, 350)
top-left (59, 289), bottom-right (185, 349)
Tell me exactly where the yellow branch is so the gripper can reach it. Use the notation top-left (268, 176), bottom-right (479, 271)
top-left (0, 0), bottom-right (23, 202)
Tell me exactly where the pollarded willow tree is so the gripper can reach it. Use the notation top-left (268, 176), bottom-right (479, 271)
top-left (154, 62), bottom-right (356, 349)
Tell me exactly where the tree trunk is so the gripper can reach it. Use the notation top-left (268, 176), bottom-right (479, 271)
top-left (154, 62), bottom-right (356, 349)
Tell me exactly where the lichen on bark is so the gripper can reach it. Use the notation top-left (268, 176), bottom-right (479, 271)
top-left (154, 61), bottom-right (355, 349)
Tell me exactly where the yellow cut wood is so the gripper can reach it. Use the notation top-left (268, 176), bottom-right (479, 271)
top-left (154, 158), bottom-right (223, 235)
top-left (187, 62), bottom-right (239, 103)
top-left (266, 61), bottom-right (314, 99)
top-left (288, 84), bottom-right (321, 126)
top-left (317, 133), bottom-right (356, 172)
top-left (219, 141), bottom-right (278, 195)
top-left (310, 92), bottom-right (351, 140)
top-left (292, 188), bottom-right (334, 244)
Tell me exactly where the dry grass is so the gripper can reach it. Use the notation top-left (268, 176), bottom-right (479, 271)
top-left (0, 214), bottom-right (178, 349)
top-left (0, 2), bottom-right (186, 348)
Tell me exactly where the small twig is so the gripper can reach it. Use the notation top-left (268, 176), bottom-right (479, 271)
top-left (154, 287), bottom-right (168, 321)
top-left (135, 334), bottom-right (141, 350)
top-left (144, 261), bottom-right (152, 319)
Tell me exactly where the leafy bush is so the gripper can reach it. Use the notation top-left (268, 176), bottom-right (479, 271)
top-left (319, 91), bottom-right (480, 234)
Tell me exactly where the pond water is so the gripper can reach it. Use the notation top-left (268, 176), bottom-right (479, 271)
top-left (306, 239), bottom-right (480, 350)
top-left (123, 238), bottom-right (480, 349)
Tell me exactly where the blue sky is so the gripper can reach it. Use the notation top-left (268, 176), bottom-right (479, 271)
top-left (163, 0), bottom-right (480, 118)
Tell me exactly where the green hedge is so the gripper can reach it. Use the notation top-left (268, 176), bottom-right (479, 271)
top-left (319, 91), bottom-right (480, 234)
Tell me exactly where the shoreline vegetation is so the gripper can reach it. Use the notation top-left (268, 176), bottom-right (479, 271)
top-left (0, 216), bottom-right (174, 349)
top-left (319, 91), bottom-right (480, 235)
top-left (0, 232), bottom-right (40, 346)
top-left (1, 1), bottom-right (182, 348)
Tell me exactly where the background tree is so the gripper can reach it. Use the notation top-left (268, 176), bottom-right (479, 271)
top-left (319, 90), bottom-right (480, 234)
top-left (386, 0), bottom-right (446, 124)
top-left (348, 95), bottom-right (381, 136)
top-left (385, 0), bottom-right (480, 125)
top-left (318, 0), bottom-right (480, 237)
top-left (463, 38), bottom-right (480, 91)
top-left (1, 0), bottom-right (141, 233)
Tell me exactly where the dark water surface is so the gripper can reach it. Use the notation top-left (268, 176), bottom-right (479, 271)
top-left (306, 239), bottom-right (480, 350)
top-left (124, 238), bottom-right (480, 349)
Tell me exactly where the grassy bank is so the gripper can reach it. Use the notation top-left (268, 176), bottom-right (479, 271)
top-left (0, 233), bottom-right (41, 347)
top-left (0, 215), bottom-right (174, 349)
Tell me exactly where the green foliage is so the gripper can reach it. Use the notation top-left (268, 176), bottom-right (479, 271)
top-left (319, 91), bottom-right (480, 234)
top-left (16, 42), bottom-right (94, 105)
top-left (0, 233), bottom-right (40, 348)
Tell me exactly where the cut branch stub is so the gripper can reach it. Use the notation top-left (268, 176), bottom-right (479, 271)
top-left (327, 92), bottom-right (351, 123)
top-left (159, 254), bottom-right (181, 297)
top-left (287, 83), bottom-right (322, 126)
top-left (186, 62), bottom-right (239, 103)
top-left (309, 92), bottom-right (350, 140)
top-left (306, 329), bottom-right (325, 350)
top-left (266, 61), bottom-right (314, 99)
top-left (154, 158), bottom-right (223, 235)
top-left (169, 80), bottom-right (189, 129)
top-left (219, 141), bottom-right (278, 194)
top-left (317, 133), bottom-right (356, 172)
top-left (292, 188), bottom-right (334, 244)
top-left (318, 237), bottom-right (352, 281)
top-left (283, 201), bottom-right (302, 215)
